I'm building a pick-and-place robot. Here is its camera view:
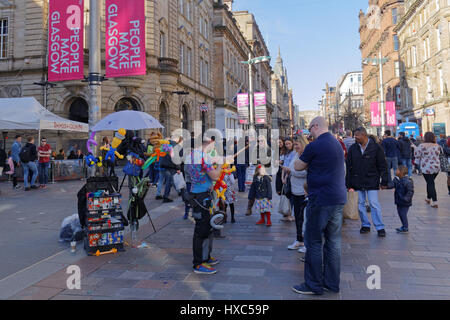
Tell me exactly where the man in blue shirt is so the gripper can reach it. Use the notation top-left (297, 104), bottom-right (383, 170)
top-left (11, 135), bottom-right (22, 190)
top-left (292, 117), bottom-right (347, 295)
top-left (186, 137), bottom-right (222, 275)
top-left (382, 130), bottom-right (400, 184)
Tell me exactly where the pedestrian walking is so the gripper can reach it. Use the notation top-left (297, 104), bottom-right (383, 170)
top-left (412, 132), bottom-right (441, 208)
top-left (158, 143), bottom-right (179, 203)
top-left (280, 138), bottom-right (296, 222)
top-left (19, 136), bottom-right (38, 191)
top-left (249, 165), bottom-right (273, 227)
top-left (445, 137), bottom-right (450, 195)
top-left (11, 135), bottom-right (22, 190)
top-left (285, 135), bottom-right (309, 253)
top-left (0, 146), bottom-right (6, 195)
top-left (391, 165), bottom-right (414, 233)
top-left (235, 137), bottom-right (248, 193)
top-left (223, 171), bottom-right (237, 223)
top-left (381, 130), bottom-right (400, 184)
top-left (186, 137), bottom-right (222, 275)
top-left (346, 127), bottom-right (389, 237)
top-left (37, 137), bottom-right (51, 189)
top-left (275, 138), bottom-right (286, 196)
top-left (343, 130), bottom-right (355, 152)
top-left (292, 116), bottom-right (347, 295)
top-left (398, 132), bottom-right (413, 178)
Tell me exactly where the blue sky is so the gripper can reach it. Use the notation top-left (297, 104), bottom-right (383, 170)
top-left (233, 0), bottom-right (368, 111)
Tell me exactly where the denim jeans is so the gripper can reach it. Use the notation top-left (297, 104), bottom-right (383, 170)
top-left (304, 195), bottom-right (343, 294)
top-left (22, 161), bottom-right (38, 188)
top-left (156, 169), bottom-right (173, 198)
top-left (236, 165), bottom-right (247, 191)
top-left (38, 162), bottom-right (50, 185)
top-left (156, 169), bottom-right (166, 196)
top-left (400, 158), bottom-right (412, 177)
top-left (386, 157), bottom-right (398, 184)
top-left (397, 206), bottom-right (409, 229)
top-left (357, 190), bottom-right (385, 230)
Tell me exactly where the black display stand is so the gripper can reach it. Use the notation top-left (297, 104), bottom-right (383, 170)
top-left (82, 177), bottom-right (126, 256)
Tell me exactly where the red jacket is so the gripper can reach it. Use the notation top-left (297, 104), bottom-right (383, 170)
top-left (38, 144), bottom-right (52, 163)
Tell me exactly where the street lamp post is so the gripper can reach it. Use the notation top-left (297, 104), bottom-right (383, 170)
top-left (241, 54), bottom-right (271, 131)
top-left (362, 51), bottom-right (389, 134)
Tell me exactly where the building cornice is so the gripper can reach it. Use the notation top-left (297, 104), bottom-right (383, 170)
top-left (394, 0), bottom-right (424, 32)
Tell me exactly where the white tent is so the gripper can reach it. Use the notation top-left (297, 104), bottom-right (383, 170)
top-left (0, 97), bottom-right (89, 133)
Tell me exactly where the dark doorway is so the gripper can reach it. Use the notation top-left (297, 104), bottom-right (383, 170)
top-left (115, 98), bottom-right (141, 111)
top-left (69, 98), bottom-right (89, 123)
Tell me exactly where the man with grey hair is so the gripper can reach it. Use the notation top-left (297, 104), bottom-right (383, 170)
top-left (292, 116), bottom-right (347, 295)
top-left (346, 127), bottom-right (388, 237)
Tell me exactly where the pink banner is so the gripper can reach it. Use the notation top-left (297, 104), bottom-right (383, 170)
top-left (106, 0), bottom-right (146, 78)
top-left (254, 92), bottom-right (267, 124)
top-left (385, 101), bottom-right (397, 127)
top-left (48, 0), bottom-right (84, 82)
top-left (237, 93), bottom-right (249, 124)
top-left (370, 102), bottom-right (381, 127)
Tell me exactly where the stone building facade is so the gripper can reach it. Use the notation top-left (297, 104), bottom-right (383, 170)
top-left (233, 8), bottom-right (273, 130)
top-left (0, 0), bottom-right (215, 151)
top-left (395, 0), bottom-right (450, 135)
top-left (212, 0), bottom-right (252, 136)
top-left (359, 0), bottom-right (405, 135)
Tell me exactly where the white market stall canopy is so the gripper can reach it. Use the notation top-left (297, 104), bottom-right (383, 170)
top-left (0, 97), bottom-right (89, 132)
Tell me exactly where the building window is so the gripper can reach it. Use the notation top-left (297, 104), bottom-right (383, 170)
top-left (186, 1), bottom-right (191, 20)
top-left (187, 47), bottom-right (192, 77)
top-left (0, 19), bottom-right (8, 59)
top-left (179, 0), bottom-right (184, 15)
top-left (436, 27), bottom-right (441, 51)
top-left (180, 42), bottom-right (185, 74)
top-left (412, 46), bottom-right (417, 67)
top-left (395, 61), bottom-right (400, 78)
top-left (439, 69), bottom-right (444, 96)
top-left (392, 8), bottom-right (398, 25)
top-left (160, 32), bottom-right (166, 57)
top-left (200, 57), bottom-right (203, 84)
top-left (204, 61), bottom-right (209, 87)
top-left (393, 35), bottom-right (399, 51)
top-left (436, 0), bottom-right (440, 11)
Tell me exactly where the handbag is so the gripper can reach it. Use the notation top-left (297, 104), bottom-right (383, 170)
top-left (278, 185), bottom-right (291, 217)
top-left (439, 147), bottom-right (450, 172)
top-left (343, 190), bottom-right (359, 220)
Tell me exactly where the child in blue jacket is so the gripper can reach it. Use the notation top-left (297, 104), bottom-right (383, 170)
top-left (392, 165), bottom-right (414, 233)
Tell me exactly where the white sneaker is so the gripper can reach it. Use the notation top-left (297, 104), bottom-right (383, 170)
top-left (287, 240), bottom-right (302, 250)
top-left (297, 246), bottom-right (306, 253)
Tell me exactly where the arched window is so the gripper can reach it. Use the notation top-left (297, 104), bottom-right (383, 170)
top-left (160, 102), bottom-right (169, 136)
top-left (69, 98), bottom-right (89, 123)
top-left (114, 98), bottom-right (141, 112)
top-left (182, 104), bottom-right (189, 130)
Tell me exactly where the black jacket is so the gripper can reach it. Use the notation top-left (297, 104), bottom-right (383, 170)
top-left (24, 143), bottom-right (38, 162)
top-left (392, 176), bottom-right (414, 207)
top-left (346, 138), bottom-right (389, 191)
top-left (398, 137), bottom-right (412, 159)
top-left (248, 175), bottom-right (272, 200)
top-left (159, 153), bottom-right (180, 173)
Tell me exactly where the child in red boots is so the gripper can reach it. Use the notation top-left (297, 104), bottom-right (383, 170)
top-left (248, 165), bottom-right (273, 226)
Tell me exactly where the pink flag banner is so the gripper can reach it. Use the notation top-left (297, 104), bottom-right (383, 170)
top-left (48, 0), bottom-right (84, 82)
top-left (254, 92), bottom-right (267, 124)
top-left (237, 93), bottom-right (249, 124)
top-left (106, 0), bottom-right (146, 78)
top-left (385, 101), bottom-right (397, 127)
top-left (370, 102), bottom-right (381, 127)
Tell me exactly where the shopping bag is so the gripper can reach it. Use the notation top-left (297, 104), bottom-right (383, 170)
top-left (343, 190), bottom-right (359, 220)
top-left (173, 172), bottom-right (186, 191)
top-left (278, 186), bottom-right (291, 216)
top-left (245, 165), bottom-right (256, 186)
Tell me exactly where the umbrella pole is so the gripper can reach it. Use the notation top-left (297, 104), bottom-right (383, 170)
top-left (38, 129), bottom-right (41, 144)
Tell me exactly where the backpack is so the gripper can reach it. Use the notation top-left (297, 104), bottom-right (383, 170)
top-left (19, 145), bottom-right (32, 163)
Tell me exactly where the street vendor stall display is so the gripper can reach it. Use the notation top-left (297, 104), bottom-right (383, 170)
top-left (81, 110), bottom-right (164, 255)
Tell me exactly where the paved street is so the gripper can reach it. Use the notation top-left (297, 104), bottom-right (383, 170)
top-left (0, 172), bottom-right (449, 300)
